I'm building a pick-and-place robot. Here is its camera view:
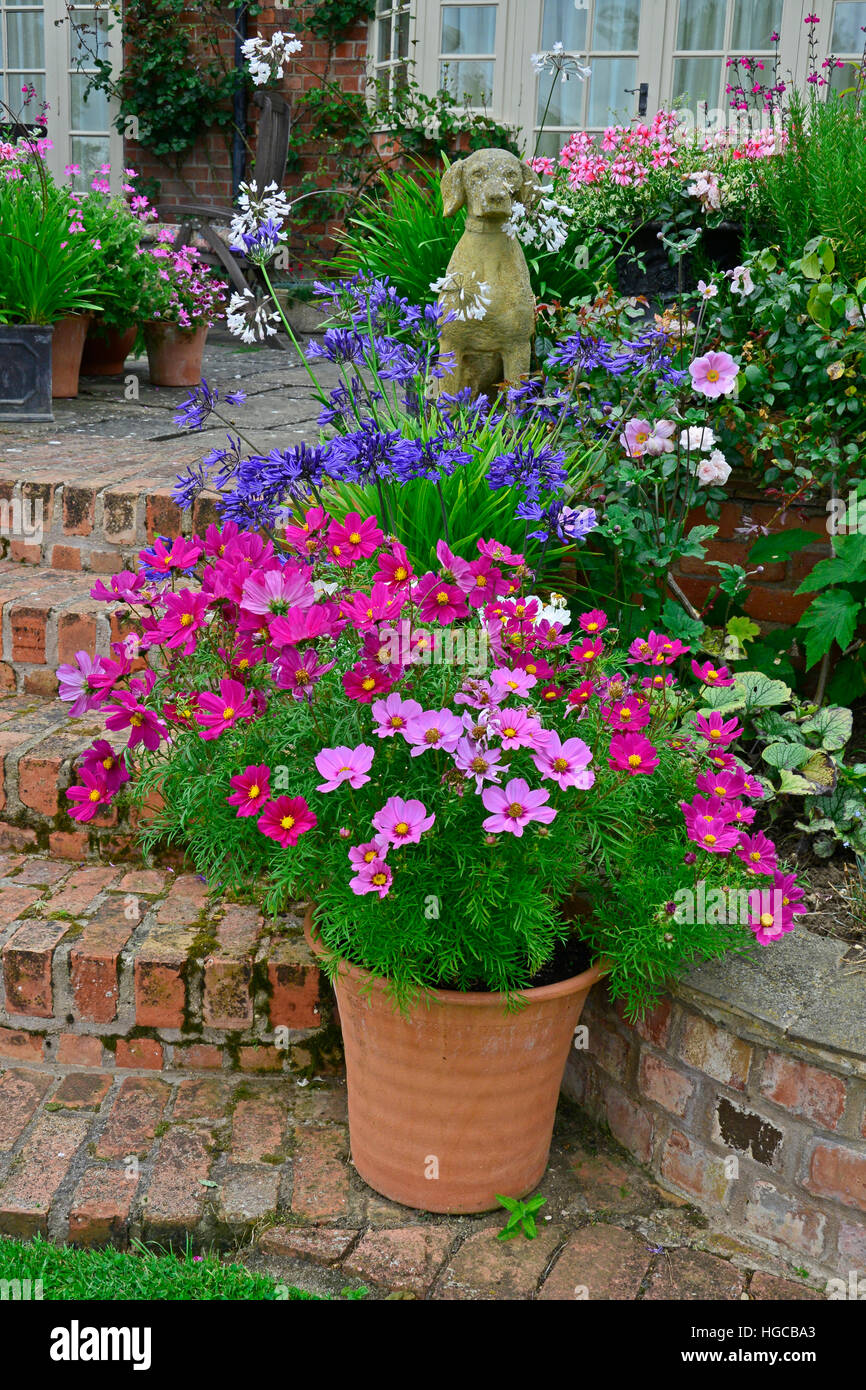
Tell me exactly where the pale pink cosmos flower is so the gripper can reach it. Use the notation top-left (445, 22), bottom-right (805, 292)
top-left (404, 709), bottom-right (463, 757)
top-left (371, 693), bottom-right (422, 739)
top-left (372, 796), bottom-right (435, 847)
top-left (241, 565), bottom-right (314, 617)
top-left (350, 857), bottom-right (392, 898)
top-left (348, 837), bottom-right (388, 868)
top-left (314, 743), bottom-right (375, 792)
top-left (532, 732), bottom-right (594, 791)
top-left (490, 666), bottom-right (536, 699)
top-left (481, 778), bottom-right (557, 838)
top-left (493, 707), bottom-right (548, 751)
top-left (453, 736), bottom-right (504, 792)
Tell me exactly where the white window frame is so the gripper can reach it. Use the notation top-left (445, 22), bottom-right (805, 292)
top-left (414, 0), bottom-right (510, 116)
top-left (371, 0), bottom-right (414, 99)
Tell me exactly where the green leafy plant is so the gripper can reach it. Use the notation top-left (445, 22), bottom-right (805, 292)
top-left (0, 147), bottom-right (100, 323)
top-left (496, 1193), bottom-right (547, 1240)
top-left (794, 531), bottom-right (866, 700)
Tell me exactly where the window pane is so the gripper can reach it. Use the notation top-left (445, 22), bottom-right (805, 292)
top-left (441, 5), bottom-right (496, 54)
top-left (376, 0), bottom-right (390, 12)
top-left (677, 0), bottom-right (725, 50)
top-left (534, 129), bottom-right (568, 158)
top-left (673, 55), bottom-right (721, 105)
top-left (592, 0), bottom-right (641, 50)
top-left (540, 0), bottom-right (588, 51)
top-left (69, 8), bottom-right (110, 66)
top-left (396, 8), bottom-right (409, 57)
top-left (439, 58), bottom-right (494, 103)
top-left (7, 72), bottom-right (46, 112)
top-left (731, 0), bottom-right (782, 49)
top-left (70, 72), bottom-right (110, 129)
top-left (828, 57), bottom-right (863, 93)
top-left (536, 65), bottom-right (584, 126)
top-left (71, 133), bottom-right (109, 187)
top-left (7, 11), bottom-right (44, 68)
top-left (377, 14), bottom-right (392, 60)
top-left (587, 56), bottom-right (636, 126)
top-left (832, 1), bottom-right (866, 50)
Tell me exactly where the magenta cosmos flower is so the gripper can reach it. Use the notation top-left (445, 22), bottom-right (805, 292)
top-left (372, 796), bottom-right (435, 847)
top-left (686, 814), bottom-right (740, 854)
top-left (350, 857), bottom-right (393, 898)
top-left (241, 565), bottom-right (314, 618)
top-left (691, 658), bottom-right (734, 687)
top-left (153, 589), bottom-right (211, 652)
top-left (736, 830), bottom-right (778, 876)
top-left (104, 692), bottom-right (167, 752)
top-left (257, 795), bottom-right (317, 847)
top-left (195, 678), bottom-right (255, 741)
top-left (315, 743), bottom-right (375, 792)
top-left (607, 732), bottom-right (659, 776)
top-left (481, 778), bottom-right (556, 838)
top-left (415, 574), bottom-right (469, 625)
top-left (57, 650), bottom-right (110, 717)
top-left (404, 709), bottom-right (463, 757)
top-left (226, 763), bottom-right (271, 817)
top-left (578, 609), bottom-right (607, 635)
top-left (326, 513), bottom-right (384, 567)
top-left (79, 740), bottom-right (128, 795)
top-left (67, 768), bottom-right (113, 822)
top-left (693, 710), bottom-right (742, 746)
top-left (689, 350), bottom-right (739, 398)
top-left (532, 732), bottom-right (594, 791)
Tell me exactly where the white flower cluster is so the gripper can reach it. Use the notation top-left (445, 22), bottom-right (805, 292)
top-left (226, 288), bottom-right (282, 344)
top-left (241, 31), bottom-right (302, 86)
top-left (530, 41), bottom-right (591, 83)
top-left (430, 271), bottom-right (492, 321)
top-left (680, 425), bottom-right (731, 486)
top-left (504, 188), bottom-right (574, 253)
top-left (686, 169), bottom-right (721, 211)
top-left (228, 180), bottom-right (292, 244)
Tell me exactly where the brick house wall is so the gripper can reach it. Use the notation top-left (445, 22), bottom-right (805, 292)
top-left (122, 4), bottom-right (370, 225)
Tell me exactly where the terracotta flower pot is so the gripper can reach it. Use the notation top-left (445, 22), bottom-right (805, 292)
top-left (51, 314), bottom-right (92, 398)
top-left (81, 321), bottom-right (138, 376)
top-left (305, 911), bottom-right (603, 1213)
top-left (144, 321), bottom-right (208, 387)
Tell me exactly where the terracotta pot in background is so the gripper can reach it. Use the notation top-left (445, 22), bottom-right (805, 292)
top-left (305, 912), bottom-right (603, 1214)
top-left (51, 313), bottom-right (92, 398)
top-left (81, 321), bottom-right (138, 376)
top-left (144, 321), bottom-right (208, 387)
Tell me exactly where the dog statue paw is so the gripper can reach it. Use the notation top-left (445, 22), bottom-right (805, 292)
top-left (431, 148), bottom-right (541, 402)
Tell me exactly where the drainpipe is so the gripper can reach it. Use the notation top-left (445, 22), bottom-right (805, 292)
top-left (232, 4), bottom-right (248, 200)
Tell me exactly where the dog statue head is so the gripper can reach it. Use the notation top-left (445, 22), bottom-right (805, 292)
top-left (441, 148), bottom-right (541, 222)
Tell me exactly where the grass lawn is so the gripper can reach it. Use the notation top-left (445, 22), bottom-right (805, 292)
top-left (0, 1234), bottom-right (324, 1301)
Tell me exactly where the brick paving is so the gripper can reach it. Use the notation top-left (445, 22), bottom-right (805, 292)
top-left (0, 1055), bottom-right (831, 1300)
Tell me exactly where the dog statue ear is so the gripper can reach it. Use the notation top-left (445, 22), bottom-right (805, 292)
top-left (441, 160), bottom-right (466, 217)
top-left (519, 161), bottom-right (543, 211)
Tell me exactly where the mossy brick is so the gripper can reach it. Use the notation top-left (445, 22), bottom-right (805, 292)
top-left (69, 898), bottom-right (138, 1023)
top-left (3, 918), bottom-right (73, 1016)
top-left (0, 1110), bottom-right (90, 1237)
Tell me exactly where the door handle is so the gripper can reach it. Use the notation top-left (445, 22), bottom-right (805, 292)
top-left (625, 82), bottom-right (649, 116)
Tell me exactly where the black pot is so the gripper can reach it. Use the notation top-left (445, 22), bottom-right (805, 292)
top-left (615, 219), bottom-right (744, 305)
top-left (0, 324), bottom-right (54, 421)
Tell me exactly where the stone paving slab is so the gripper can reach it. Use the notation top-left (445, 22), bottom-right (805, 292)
top-left (0, 1057), bottom-right (836, 1300)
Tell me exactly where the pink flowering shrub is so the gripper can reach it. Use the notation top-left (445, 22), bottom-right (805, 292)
top-left (58, 514), bottom-right (803, 1013)
top-left (141, 227), bottom-right (228, 329)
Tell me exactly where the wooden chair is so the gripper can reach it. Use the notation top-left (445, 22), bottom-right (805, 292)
top-left (155, 91), bottom-right (293, 299)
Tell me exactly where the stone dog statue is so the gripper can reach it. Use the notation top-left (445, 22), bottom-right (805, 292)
top-left (431, 148), bottom-right (541, 401)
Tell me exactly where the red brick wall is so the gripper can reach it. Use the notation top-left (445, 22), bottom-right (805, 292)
top-left (122, 3), bottom-right (370, 222)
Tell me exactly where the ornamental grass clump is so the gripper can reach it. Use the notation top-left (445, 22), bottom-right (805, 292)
top-left (58, 511), bottom-right (803, 1015)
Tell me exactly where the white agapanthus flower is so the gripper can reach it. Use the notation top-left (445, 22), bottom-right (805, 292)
top-left (527, 591), bottom-right (571, 628)
top-left (530, 41), bottom-right (592, 83)
top-left (430, 271), bottom-right (492, 321)
top-left (241, 31), bottom-right (303, 86)
top-left (680, 425), bottom-right (716, 452)
top-left (696, 449), bottom-right (732, 486)
top-left (226, 288), bottom-right (281, 344)
top-left (229, 180), bottom-right (293, 243)
top-left (505, 188), bottom-right (574, 253)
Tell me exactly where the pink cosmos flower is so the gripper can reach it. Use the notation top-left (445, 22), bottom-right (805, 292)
top-left (241, 566), bottom-right (315, 618)
top-left (415, 574), bottom-right (469, 625)
top-left (454, 678), bottom-right (498, 711)
top-left (736, 830), bottom-right (778, 875)
top-left (477, 537), bottom-right (524, 567)
top-left (681, 795), bottom-right (738, 830)
top-left (371, 693), bottom-right (422, 739)
top-left (374, 542), bottom-right (414, 591)
top-left (773, 870), bottom-right (806, 915)
top-left (464, 557), bottom-right (506, 607)
top-left (57, 650), bottom-right (110, 716)
top-left (600, 697), bottom-right (651, 732)
top-left (686, 814), bottom-right (741, 853)
top-left (67, 769), bottom-right (113, 822)
top-left (343, 663), bottom-right (392, 702)
top-left (339, 583), bottom-right (403, 629)
top-left (350, 857), bottom-right (393, 898)
top-left (269, 603), bottom-right (343, 647)
top-left (532, 732), bottom-right (594, 791)
top-left (491, 666), bottom-right (537, 699)
top-left (138, 535), bottom-right (202, 575)
top-left (453, 736), bottom-right (503, 791)
top-left (747, 891), bottom-right (794, 944)
top-left (90, 570), bottom-right (151, 604)
top-left (152, 589), bottom-right (211, 652)
top-left (727, 799), bottom-right (756, 826)
top-left (493, 707), bottom-right (547, 751)
top-left (348, 837), bottom-right (388, 869)
top-left (626, 636), bottom-right (653, 665)
top-left (79, 740), bottom-right (128, 795)
top-left (689, 350), bottom-right (739, 398)
top-left (481, 778), bottom-right (557, 838)
top-left (227, 764), bottom-right (271, 817)
top-left (578, 609), bottom-right (608, 635)
top-left (691, 659), bottom-right (734, 687)
top-left (607, 732), bottom-right (659, 776)
top-left (284, 507), bottom-right (328, 558)
top-left (195, 678), bottom-right (255, 741)
top-left (104, 692), bottom-right (167, 752)
top-left (706, 749), bottom-right (737, 772)
top-left (257, 795), bottom-right (317, 847)
top-left (326, 513), bottom-right (384, 566)
top-left (372, 796), bottom-right (435, 847)
top-left (315, 744), bottom-right (375, 792)
top-left (272, 646), bottom-right (334, 699)
top-left (204, 520), bottom-right (240, 558)
top-left (435, 539), bottom-right (474, 593)
top-left (693, 711), bottom-right (743, 746)
top-left (741, 772), bottom-right (765, 798)
top-left (566, 681), bottom-right (595, 714)
top-left (404, 709), bottom-right (463, 757)
top-left (570, 636), bottom-right (604, 664)
top-left (695, 767), bottom-right (747, 802)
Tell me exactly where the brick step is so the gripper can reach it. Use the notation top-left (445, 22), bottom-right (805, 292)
top-left (0, 858), bottom-right (330, 1075)
top-left (0, 443), bottom-right (218, 577)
